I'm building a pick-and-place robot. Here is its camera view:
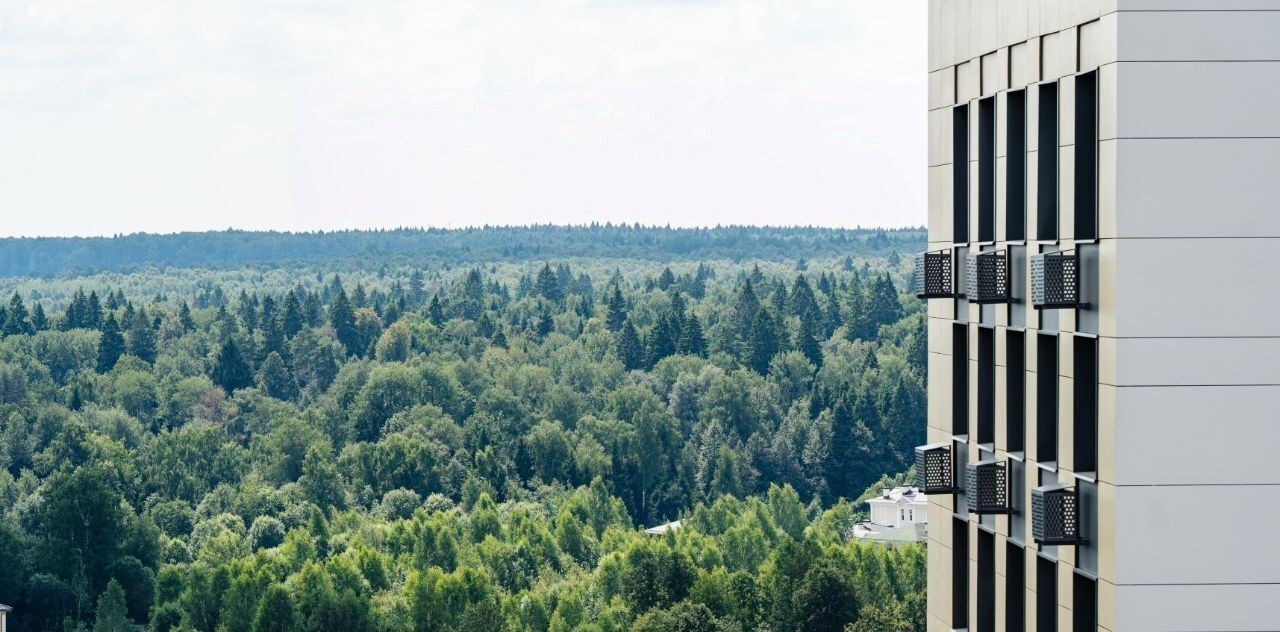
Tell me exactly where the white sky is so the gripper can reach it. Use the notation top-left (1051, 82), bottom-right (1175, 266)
top-left (0, 0), bottom-right (926, 237)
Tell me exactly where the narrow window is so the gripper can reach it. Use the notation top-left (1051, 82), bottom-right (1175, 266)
top-left (1036, 334), bottom-right (1058, 463)
top-left (1007, 89), bottom-right (1028, 241)
top-left (953, 517), bottom-right (970, 627)
top-left (1073, 574), bottom-right (1097, 632)
top-left (1074, 71), bottom-right (1099, 241)
top-left (1006, 330), bottom-right (1027, 453)
top-left (1007, 543), bottom-right (1026, 632)
top-left (1037, 557), bottom-right (1057, 632)
top-left (953, 323), bottom-right (969, 436)
top-left (1036, 82), bottom-right (1059, 241)
top-left (978, 97), bottom-right (996, 242)
top-left (977, 530), bottom-right (996, 632)
top-left (977, 327), bottom-right (995, 445)
top-left (1073, 336), bottom-right (1098, 473)
top-left (954, 104), bottom-right (971, 243)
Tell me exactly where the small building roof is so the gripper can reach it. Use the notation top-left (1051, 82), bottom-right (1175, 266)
top-left (0, 603), bottom-right (11, 612)
top-left (644, 520), bottom-right (682, 536)
top-left (866, 486), bottom-right (929, 506)
top-left (852, 521), bottom-right (927, 545)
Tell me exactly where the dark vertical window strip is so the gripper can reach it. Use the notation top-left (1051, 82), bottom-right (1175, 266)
top-left (1036, 334), bottom-right (1058, 463)
top-left (978, 97), bottom-right (996, 242)
top-left (1037, 556), bottom-right (1057, 632)
top-left (1007, 543), bottom-right (1027, 632)
top-left (978, 327), bottom-right (995, 445)
top-left (1036, 82), bottom-right (1059, 241)
top-left (1006, 330), bottom-right (1026, 453)
top-left (1007, 90), bottom-right (1027, 241)
top-left (954, 105), bottom-right (971, 243)
top-left (953, 323), bottom-right (969, 436)
top-left (977, 530), bottom-right (996, 632)
top-left (1074, 71), bottom-right (1099, 241)
top-left (1073, 336), bottom-right (1098, 473)
top-left (1072, 574), bottom-right (1097, 632)
top-left (953, 518), bottom-right (970, 628)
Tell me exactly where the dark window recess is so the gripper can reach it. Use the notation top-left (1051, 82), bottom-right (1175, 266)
top-left (1036, 334), bottom-right (1058, 462)
top-left (1073, 574), bottom-right (1098, 632)
top-left (978, 327), bottom-right (995, 444)
top-left (1007, 543), bottom-right (1027, 632)
top-left (1006, 330), bottom-right (1026, 453)
top-left (1074, 71), bottom-right (1098, 241)
top-left (954, 104), bottom-right (970, 243)
top-left (1073, 336), bottom-right (1098, 473)
top-left (1036, 82), bottom-right (1059, 241)
top-left (978, 97), bottom-right (996, 243)
top-left (953, 517), bottom-right (970, 627)
top-left (1007, 89), bottom-right (1027, 241)
top-left (954, 323), bottom-right (969, 436)
top-left (1037, 557), bottom-right (1057, 632)
top-left (977, 530), bottom-right (996, 632)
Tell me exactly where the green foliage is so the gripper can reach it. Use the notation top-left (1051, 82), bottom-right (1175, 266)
top-left (0, 235), bottom-right (926, 632)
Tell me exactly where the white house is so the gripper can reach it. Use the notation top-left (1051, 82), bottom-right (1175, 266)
top-left (853, 486), bottom-right (929, 544)
top-left (867, 486), bottom-right (928, 528)
top-left (1, 603), bottom-right (11, 632)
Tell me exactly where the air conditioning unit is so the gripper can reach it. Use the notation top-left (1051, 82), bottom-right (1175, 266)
top-left (912, 250), bottom-right (958, 299)
top-left (1031, 483), bottom-right (1081, 545)
top-left (915, 443), bottom-right (958, 494)
top-left (1030, 251), bottom-right (1080, 309)
top-left (965, 249), bottom-right (1011, 304)
top-left (965, 459), bottom-right (1012, 514)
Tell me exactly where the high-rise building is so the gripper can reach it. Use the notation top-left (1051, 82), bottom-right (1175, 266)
top-left (918, 2), bottom-right (1280, 630)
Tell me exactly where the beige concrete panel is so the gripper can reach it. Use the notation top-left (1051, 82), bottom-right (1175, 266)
top-left (929, 167), bottom-right (951, 244)
top-left (1098, 578), bottom-right (1116, 632)
top-left (996, 91), bottom-right (1008, 160)
top-left (1010, 41), bottom-right (1033, 89)
top-left (1097, 481), bottom-right (1116, 582)
top-left (1026, 82), bottom-right (1040, 152)
top-left (995, 364), bottom-right (1008, 448)
top-left (929, 70), bottom-right (942, 112)
top-left (928, 108), bottom-right (943, 167)
top-left (1041, 31), bottom-right (1063, 80)
top-left (1058, 74), bottom-right (1075, 147)
top-left (981, 51), bottom-right (1000, 97)
top-left (1040, 0), bottom-right (1062, 36)
top-left (929, 311), bottom-right (954, 355)
top-left (942, 0), bottom-right (957, 68)
top-left (941, 65), bottom-right (957, 107)
top-left (958, 60), bottom-right (980, 103)
top-left (1026, 150), bottom-right (1040, 240)
top-left (927, 539), bottom-right (952, 620)
top-left (927, 295), bottom-right (954, 319)
top-left (928, 353), bottom-right (952, 432)
top-left (956, 0), bottom-right (973, 64)
top-left (941, 103), bottom-right (955, 164)
top-left (1096, 239), bottom-right (1116, 337)
top-left (1078, 16), bottom-right (1116, 70)
top-left (1061, 26), bottom-right (1079, 75)
top-left (1027, 0), bottom-right (1042, 39)
top-left (1097, 384), bottom-right (1116, 484)
top-left (1005, 0), bottom-right (1030, 46)
top-left (927, 613), bottom-right (950, 632)
top-left (1097, 140), bottom-right (1116, 240)
top-left (1098, 62), bottom-right (1116, 141)
top-left (978, 0), bottom-right (998, 56)
top-left (929, 0), bottom-right (942, 72)
top-left (995, 156), bottom-right (1007, 240)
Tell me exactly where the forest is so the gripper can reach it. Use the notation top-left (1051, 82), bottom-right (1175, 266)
top-left (0, 227), bottom-right (927, 632)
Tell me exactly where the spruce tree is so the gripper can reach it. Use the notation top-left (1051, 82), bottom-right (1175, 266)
top-left (281, 291), bottom-right (304, 336)
top-left (178, 301), bottom-right (195, 332)
top-left (746, 309), bottom-right (780, 375)
top-left (428, 295), bottom-right (445, 327)
top-left (796, 313), bottom-right (823, 368)
top-left (212, 338), bottom-right (254, 393)
top-left (535, 263), bottom-right (563, 303)
top-left (257, 351), bottom-right (297, 400)
top-left (677, 314), bottom-right (707, 357)
top-left (3, 293), bottom-right (32, 336)
top-left (605, 286), bottom-right (627, 332)
top-left (93, 579), bottom-right (132, 632)
top-left (31, 303), bottom-right (48, 332)
top-left (617, 322), bottom-right (644, 371)
top-left (96, 314), bottom-right (125, 373)
top-left (126, 310), bottom-right (157, 363)
top-left (329, 291), bottom-right (359, 356)
top-left (86, 290), bottom-right (103, 327)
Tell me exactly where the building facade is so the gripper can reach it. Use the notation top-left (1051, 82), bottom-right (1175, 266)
top-left (919, 1), bottom-right (1280, 630)
top-left (868, 486), bottom-right (930, 529)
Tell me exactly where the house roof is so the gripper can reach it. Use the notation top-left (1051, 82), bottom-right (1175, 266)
top-left (644, 520), bottom-right (682, 535)
top-left (0, 603), bottom-right (11, 612)
top-left (866, 486), bottom-right (929, 506)
top-left (853, 521), bottom-right (927, 544)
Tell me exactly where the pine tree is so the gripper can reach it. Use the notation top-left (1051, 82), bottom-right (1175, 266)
top-left (866, 273), bottom-right (904, 333)
top-left (96, 314), bottom-right (125, 373)
top-left (329, 291), bottom-right (359, 356)
top-left (657, 267), bottom-right (676, 290)
top-left (86, 291), bottom-right (103, 328)
top-left (2, 293), bottom-right (31, 336)
top-left (409, 269), bottom-right (426, 305)
top-left (212, 338), bottom-right (254, 393)
top-left (93, 579), bottom-right (132, 632)
top-left (617, 322), bottom-right (644, 371)
top-left (605, 286), bottom-right (627, 332)
top-left (535, 263), bottom-right (563, 303)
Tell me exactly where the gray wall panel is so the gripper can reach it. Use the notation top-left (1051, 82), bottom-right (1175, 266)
top-left (1117, 62), bottom-right (1280, 138)
top-left (1114, 584), bottom-right (1280, 632)
top-left (1115, 484), bottom-right (1280, 584)
top-left (1114, 139), bottom-right (1280, 238)
top-left (1113, 337), bottom-right (1280, 386)
top-left (1114, 385), bottom-right (1280, 484)
top-left (1119, 10), bottom-right (1280, 61)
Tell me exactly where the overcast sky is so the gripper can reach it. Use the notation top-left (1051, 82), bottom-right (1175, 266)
top-left (0, 1), bottom-right (926, 237)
